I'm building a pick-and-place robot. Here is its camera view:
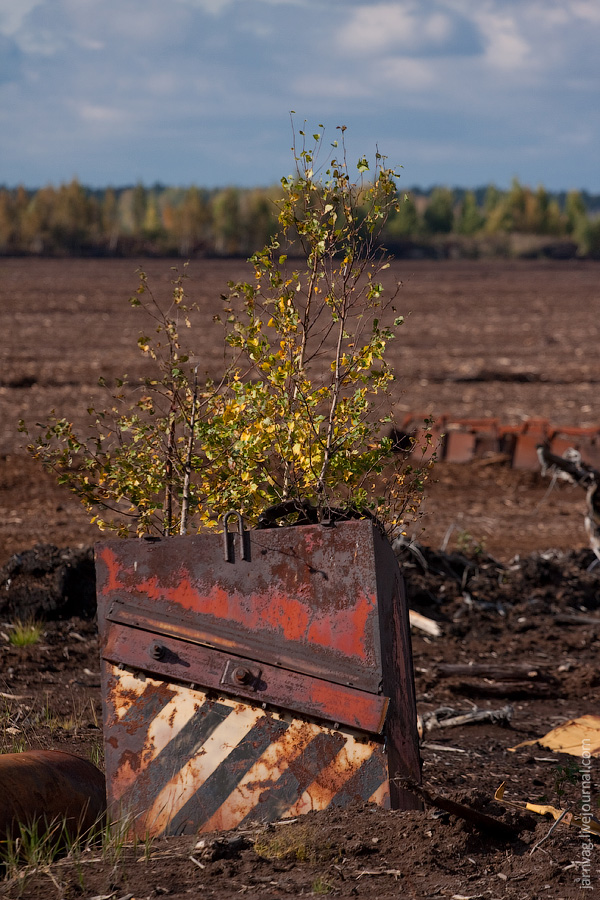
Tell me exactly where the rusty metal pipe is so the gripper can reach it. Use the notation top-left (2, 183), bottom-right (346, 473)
top-left (0, 750), bottom-right (106, 840)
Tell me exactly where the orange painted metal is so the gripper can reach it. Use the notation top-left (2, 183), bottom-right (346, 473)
top-left (0, 750), bottom-right (106, 839)
top-left (102, 622), bottom-right (389, 734)
top-left (512, 420), bottom-right (550, 469)
top-left (98, 523), bottom-right (387, 691)
top-left (444, 430), bottom-right (476, 464)
top-left (96, 519), bottom-right (421, 835)
top-left (401, 414), bottom-right (600, 470)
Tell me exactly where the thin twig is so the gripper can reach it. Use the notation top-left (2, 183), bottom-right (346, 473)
top-left (529, 809), bottom-right (569, 854)
top-left (164, 403), bottom-right (177, 536)
top-left (180, 367), bottom-right (199, 535)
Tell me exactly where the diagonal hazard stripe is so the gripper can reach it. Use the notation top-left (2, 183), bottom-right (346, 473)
top-left (281, 735), bottom-right (377, 817)
top-left (238, 730), bottom-right (346, 827)
top-left (109, 668), bottom-right (177, 725)
top-left (329, 749), bottom-right (388, 808)
top-left (107, 670), bottom-right (391, 835)
top-left (166, 714), bottom-right (290, 835)
top-left (106, 669), bottom-right (183, 798)
top-left (144, 688), bottom-right (214, 761)
top-left (367, 778), bottom-right (390, 808)
top-left (199, 717), bottom-right (322, 833)
top-left (120, 698), bottom-right (233, 819)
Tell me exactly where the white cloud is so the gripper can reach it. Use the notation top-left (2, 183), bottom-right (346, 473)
top-left (77, 103), bottom-right (127, 124)
top-left (72, 35), bottom-right (104, 51)
top-left (0, 0), bottom-right (43, 37)
top-left (373, 56), bottom-right (436, 91)
top-left (18, 27), bottom-right (67, 57)
top-left (571, 0), bottom-right (600, 25)
top-left (337, 3), bottom-right (455, 55)
top-left (293, 72), bottom-right (373, 100)
top-left (471, 9), bottom-right (531, 70)
top-left (174, 0), bottom-right (235, 13)
top-left (0, 0), bottom-right (598, 190)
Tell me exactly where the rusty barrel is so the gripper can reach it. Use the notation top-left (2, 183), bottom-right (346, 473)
top-left (96, 519), bottom-right (421, 836)
top-left (0, 750), bottom-right (106, 838)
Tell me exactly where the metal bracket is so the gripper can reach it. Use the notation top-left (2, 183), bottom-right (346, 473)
top-left (222, 510), bottom-right (250, 563)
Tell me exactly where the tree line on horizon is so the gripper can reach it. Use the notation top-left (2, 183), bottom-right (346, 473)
top-left (0, 178), bottom-right (599, 259)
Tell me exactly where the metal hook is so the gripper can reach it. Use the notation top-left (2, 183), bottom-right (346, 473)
top-left (222, 510), bottom-right (249, 563)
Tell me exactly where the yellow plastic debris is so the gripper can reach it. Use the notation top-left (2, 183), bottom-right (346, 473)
top-left (495, 783), bottom-right (600, 836)
top-left (509, 715), bottom-right (600, 756)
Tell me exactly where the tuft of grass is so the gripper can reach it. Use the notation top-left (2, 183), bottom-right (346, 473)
top-left (0, 698), bottom-right (28, 754)
top-left (1, 815), bottom-right (68, 899)
top-left (553, 759), bottom-right (580, 803)
top-left (99, 815), bottom-right (134, 867)
top-left (5, 734), bottom-right (27, 754)
top-left (8, 619), bottom-right (43, 648)
top-left (254, 824), bottom-right (338, 865)
top-left (88, 740), bottom-right (104, 769)
top-left (455, 529), bottom-right (486, 558)
top-left (40, 690), bottom-right (92, 735)
top-left (1, 811), bottom-right (109, 897)
top-left (312, 875), bottom-right (334, 894)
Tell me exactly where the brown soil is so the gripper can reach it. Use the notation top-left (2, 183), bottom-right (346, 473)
top-left (1, 258), bottom-right (600, 898)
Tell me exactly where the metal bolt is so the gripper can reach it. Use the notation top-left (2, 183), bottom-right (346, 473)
top-left (150, 642), bottom-right (166, 661)
top-left (231, 666), bottom-right (253, 686)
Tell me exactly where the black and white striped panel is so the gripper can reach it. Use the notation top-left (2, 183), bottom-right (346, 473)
top-left (105, 667), bottom-right (389, 836)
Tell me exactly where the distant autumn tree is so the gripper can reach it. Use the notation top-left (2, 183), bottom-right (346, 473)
top-left (423, 187), bottom-right (454, 234)
top-left (385, 193), bottom-right (420, 239)
top-left (456, 191), bottom-right (484, 235)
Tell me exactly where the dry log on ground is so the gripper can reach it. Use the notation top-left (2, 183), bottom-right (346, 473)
top-left (435, 663), bottom-right (554, 681)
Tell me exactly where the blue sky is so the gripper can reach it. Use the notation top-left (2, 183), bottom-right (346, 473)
top-left (1, 0), bottom-right (598, 191)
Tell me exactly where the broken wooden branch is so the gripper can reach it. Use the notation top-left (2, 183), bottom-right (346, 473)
top-left (435, 663), bottom-right (552, 681)
top-left (554, 612), bottom-right (600, 627)
top-left (529, 810), bottom-right (569, 855)
top-left (450, 680), bottom-right (553, 698)
top-left (419, 704), bottom-right (513, 735)
top-left (409, 609), bottom-right (442, 637)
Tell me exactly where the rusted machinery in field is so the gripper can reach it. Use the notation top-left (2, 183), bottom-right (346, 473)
top-left (0, 750), bottom-right (105, 840)
top-left (400, 414), bottom-right (600, 470)
top-left (96, 517), bottom-right (421, 836)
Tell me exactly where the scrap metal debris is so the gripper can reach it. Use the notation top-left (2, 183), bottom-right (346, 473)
top-left (399, 413), bottom-right (600, 470)
top-left (0, 749), bottom-right (106, 840)
top-left (435, 663), bottom-right (552, 683)
top-left (538, 444), bottom-right (600, 566)
top-left (400, 778), bottom-right (518, 840)
top-left (495, 782), bottom-right (600, 837)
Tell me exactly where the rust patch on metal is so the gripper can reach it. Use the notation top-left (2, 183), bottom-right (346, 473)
top-left (96, 519), bottom-right (421, 835)
top-left (102, 621), bottom-right (388, 734)
top-left (101, 671), bottom-right (390, 837)
top-left (97, 521), bottom-right (386, 691)
top-left (0, 750), bottom-right (106, 839)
